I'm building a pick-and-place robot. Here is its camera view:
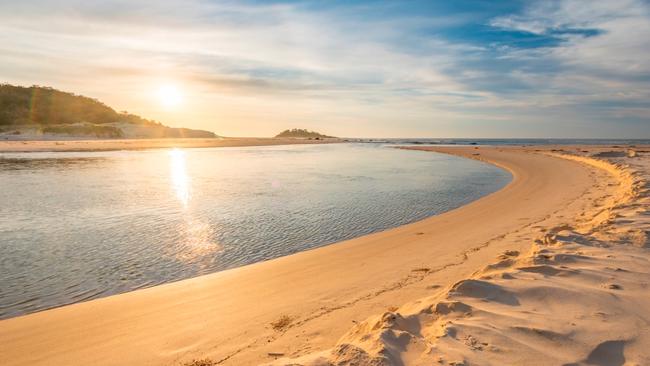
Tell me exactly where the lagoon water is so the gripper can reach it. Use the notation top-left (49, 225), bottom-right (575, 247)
top-left (0, 144), bottom-right (510, 318)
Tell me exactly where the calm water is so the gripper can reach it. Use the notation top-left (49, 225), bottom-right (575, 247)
top-left (0, 144), bottom-right (510, 318)
top-left (357, 138), bottom-right (650, 146)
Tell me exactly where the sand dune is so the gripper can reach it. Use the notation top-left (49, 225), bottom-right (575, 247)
top-left (1, 145), bottom-right (648, 366)
top-left (269, 147), bottom-right (650, 366)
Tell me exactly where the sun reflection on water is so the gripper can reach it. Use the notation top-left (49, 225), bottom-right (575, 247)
top-left (169, 148), bottom-right (190, 207)
top-left (174, 219), bottom-right (221, 263)
top-left (167, 148), bottom-right (220, 263)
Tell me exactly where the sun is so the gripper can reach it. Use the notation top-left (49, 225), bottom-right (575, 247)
top-left (157, 84), bottom-right (183, 108)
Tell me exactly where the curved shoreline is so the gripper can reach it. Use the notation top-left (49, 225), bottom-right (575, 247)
top-left (0, 147), bottom-right (606, 366)
top-left (0, 144), bottom-right (508, 320)
top-left (273, 147), bottom-right (649, 365)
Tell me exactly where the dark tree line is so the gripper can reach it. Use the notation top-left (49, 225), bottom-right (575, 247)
top-left (0, 84), bottom-right (159, 126)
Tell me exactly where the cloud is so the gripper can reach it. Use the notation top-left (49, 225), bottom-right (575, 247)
top-left (469, 0), bottom-right (650, 123)
top-left (0, 0), bottom-right (647, 137)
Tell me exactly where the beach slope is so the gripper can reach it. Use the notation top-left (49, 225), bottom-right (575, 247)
top-left (274, 146), bottom-right (650, 365)
top-left (1, 146), bottom-right (643, 365)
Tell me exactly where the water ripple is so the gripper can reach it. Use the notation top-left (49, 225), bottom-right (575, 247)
top-left (0, 144), bottom-right (510, 318)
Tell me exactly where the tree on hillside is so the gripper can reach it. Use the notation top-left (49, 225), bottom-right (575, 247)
top-left (0, 84), bottom-right (154, 126)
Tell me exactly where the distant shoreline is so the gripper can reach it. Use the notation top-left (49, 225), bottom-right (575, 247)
top-left (0, 137), bottom-right (341, 153)
top-left (3, 137), bottom-right (648, 154)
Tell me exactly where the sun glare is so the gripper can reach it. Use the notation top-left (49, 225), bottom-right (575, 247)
top-left (169, 148), bottom-right (190, 207)
top-left (157, 84), bottom-right (183, 108)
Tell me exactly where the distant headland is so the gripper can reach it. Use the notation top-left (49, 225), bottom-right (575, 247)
top-left (0, 84), bottom-right (216, 139)
top-left (275, 128), bottom-right (335, 139)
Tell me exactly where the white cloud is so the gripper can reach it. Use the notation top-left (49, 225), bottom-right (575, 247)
top-left (486, 0), bottom-right (650, 120)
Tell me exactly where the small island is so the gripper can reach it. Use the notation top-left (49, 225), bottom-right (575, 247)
top-left (0, 84), bottom-right (216, 139)
top-left (275, 128), bottom-right (335, 139)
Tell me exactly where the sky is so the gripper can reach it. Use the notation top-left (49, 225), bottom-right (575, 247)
top-left (1, 0), bottom-right (649, 138)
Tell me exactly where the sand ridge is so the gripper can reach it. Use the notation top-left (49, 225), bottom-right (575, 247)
top-left (268, 147), bottom-right (650, 366)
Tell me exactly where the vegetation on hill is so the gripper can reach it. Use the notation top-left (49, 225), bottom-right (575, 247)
top-left (42, 124), bottom-right (124, 138)
top-left (0, 84), bottom-right (216, 138)
top-left (275, 128), bottom-right (334, 139)
top-left (1, 84), bottom-right (144, 126)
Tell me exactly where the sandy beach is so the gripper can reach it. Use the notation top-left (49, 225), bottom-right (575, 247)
top-left (3, 1), bottom-right (647, 364)
top-left (1, 145), bottom-right (649, 366)
top-left (0, 137), bottom-right (339, 153)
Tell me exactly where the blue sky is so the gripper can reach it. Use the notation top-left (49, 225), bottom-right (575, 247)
top-left (0, 0), bottom-right (648, 137)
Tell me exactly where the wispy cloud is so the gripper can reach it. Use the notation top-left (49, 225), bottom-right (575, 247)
top-left (484, 0), bottom-right (650, 117)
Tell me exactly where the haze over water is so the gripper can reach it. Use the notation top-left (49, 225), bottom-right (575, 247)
top-left (0, 144), bottom-right (510, 318)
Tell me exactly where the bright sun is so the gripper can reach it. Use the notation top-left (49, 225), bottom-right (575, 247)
top-left (157, 84), bottom-right (183, 108)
